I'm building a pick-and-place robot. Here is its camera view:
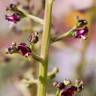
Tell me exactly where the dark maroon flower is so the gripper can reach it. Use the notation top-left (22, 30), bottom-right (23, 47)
top-left (5, 3), bottom-right (26, 24)
top-left (53, 80), bottom-right (83, 96)
top-left (76, 16), bottom-right (88, 28)
top-left (53, 82), bottom-right (65, 90)
top-left (7, 42), bottom-right (18, 54)
top-left (57, 82), bottom-right (65, 90)
top-left (74, 26), bottom-right (88, 39)
top-left (18, 43), bottom-right (31, 56)
top-left (10, 3), bottom-right (17, 9)
top-left (28, 32), bottom-right (39, 43)
top-left (77, 19), bottom-right (88, 28)
top-left (6, 42), bottom-right (31, 57)
top-left (6, 3), bottom-right (17, 11)
top-left (8, 47), bottom-right (14, 54)
top-left (5, 13), bottom-right (21, 23)
top-left (60, 86), bottom-right (77, 96)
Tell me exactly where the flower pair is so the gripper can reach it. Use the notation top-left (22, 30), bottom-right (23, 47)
top-left (7, 42), bottom-right (31, 57)
top-left (53, 80), bottom-right (83, 96)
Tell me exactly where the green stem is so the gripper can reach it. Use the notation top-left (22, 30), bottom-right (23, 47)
top-left (51, 26), bottom-right (76, 42)
top-left (37, 0), bottom-right (54, 96)
top-left (47, 67), bottom-right (59, 79)
top-left (18, 7), bottom-right (44, 25)
top-left (26, 14), bottom-right (44, 25)
top-left (32, 52), bottom-right (44, 63)
top-left (56, 89), bottom-right (60, 96)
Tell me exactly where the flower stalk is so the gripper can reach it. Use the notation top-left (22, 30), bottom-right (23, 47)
top-left (47, 67), bottom-right (59, 79)
top-left (51, 26), bottom-right (76, 43)
top-left (37, 0), bottom-right (54, 96)
top-left (32, 52), bottom-right (44, 63)
top-left (18, 6), bottom-right (44, 24)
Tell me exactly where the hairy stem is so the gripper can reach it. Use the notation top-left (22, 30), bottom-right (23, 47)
top-left (37, 0), bottom-right (54, 96)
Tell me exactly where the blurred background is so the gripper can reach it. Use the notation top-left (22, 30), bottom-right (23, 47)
top-left (0, 0), bottom-right (96, 96)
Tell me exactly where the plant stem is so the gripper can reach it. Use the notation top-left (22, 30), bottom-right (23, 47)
top-left (51, 26), bottom-right (76, 43)
top-left (56, 89), bottom-right (60, 96)
top-left (37, 0), bottom-right (54, 96)
top-left (32, 52), bottom-right (44, 63)
top-left (26, 14), bottom-right (44, 25)
top-left (18, 7), bottom-right (44, 25)
top-left (47, 67), bottom-right (59, 79)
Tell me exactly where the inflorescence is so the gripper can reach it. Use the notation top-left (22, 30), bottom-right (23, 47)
top-left (4, 3), bottom-right (89, 96)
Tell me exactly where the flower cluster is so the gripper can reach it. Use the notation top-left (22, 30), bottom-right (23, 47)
top-left (73, 17), bottom-right (88, 39)
top-left (5, 3), bottom-right (25, 23)
top-left (7, 42), bottom-right (31, 57)
top-left (53, 80), bottom-right (83, 96)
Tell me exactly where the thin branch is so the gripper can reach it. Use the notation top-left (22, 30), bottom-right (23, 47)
top-left (32, 52), bottom-right (44, 63)
top-left (51, 26), bottom-right (76, 43)
top-left (18, 7), bottom-right (44, 25)
top-left (47, 67), bottom-right (59, 79)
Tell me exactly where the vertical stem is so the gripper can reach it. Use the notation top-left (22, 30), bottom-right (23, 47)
top-left (37, 0), bottom-right (54, 96)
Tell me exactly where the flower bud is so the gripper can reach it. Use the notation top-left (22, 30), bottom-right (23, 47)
top-left (53, 82), bottom-right (65, 90)
top-left (28, 32), bottom-right (39, 43)
top-left (76, 16), bottom-right (88, 28)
